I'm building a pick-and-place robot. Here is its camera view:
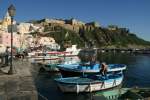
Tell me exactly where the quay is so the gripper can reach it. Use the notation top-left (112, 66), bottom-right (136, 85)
top-left (0, 56), bottom-right (39, 100)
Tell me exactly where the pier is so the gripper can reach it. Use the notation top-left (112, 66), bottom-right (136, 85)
top-left (0, 56), bottom-right (39, 100)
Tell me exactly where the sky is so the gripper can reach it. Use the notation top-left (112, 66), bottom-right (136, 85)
top-left (0, 0), bottom-right (150, 41)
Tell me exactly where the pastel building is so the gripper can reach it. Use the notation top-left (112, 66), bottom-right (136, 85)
top-left (0, 32), bottom-right (20, 48)
top-left (17, 23), bottom-right (44, 34)
top-left (0, 44), bottom-right (6, 53)
top-left (38, 37), bottom-right (60, 50)
top-left (0, 11), bottom-right (16, 32)
top-left (17, 23), bottom-right (33, 34)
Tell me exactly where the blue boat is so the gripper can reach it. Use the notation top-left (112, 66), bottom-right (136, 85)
top-left (39, 56), bottom-right (80, 72)
top-left (57, 63), bottom-right (126, 77)
top-left (55, 72), bottom-right (123, 93)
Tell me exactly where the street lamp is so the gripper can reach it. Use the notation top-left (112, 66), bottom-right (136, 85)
top-left (8, 4), bottom-right (16, 74)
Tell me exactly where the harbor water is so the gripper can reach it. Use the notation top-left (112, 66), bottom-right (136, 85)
top-left (35, 53), bottom-right (150, 100)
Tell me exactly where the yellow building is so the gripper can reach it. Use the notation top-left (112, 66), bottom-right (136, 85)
top-left (2, 11), bottom-right (11, 28)
top-left (0, 11), bottom-right (14, 32)
top-left (0, 20), bottom-right (2, 30)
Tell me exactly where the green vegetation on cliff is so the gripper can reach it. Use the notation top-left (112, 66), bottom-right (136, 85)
top-left (30, 19), bottom-right (150, 49)
top-left (79, 27), bottom-right (150, 48)
top-left (44, 28), bottom-right (85, 49)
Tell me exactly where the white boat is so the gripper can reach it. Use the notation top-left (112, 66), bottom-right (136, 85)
top-left (65, 45), bottom-right (81, 56)
top-left (28, 51), bottom-right (62, 64)
top-left (55, 72), bottom-right (123, 93)
top-left (39, 56), bottom-right (80, 72)
top-left (62, 56), bottom-right (81, 65)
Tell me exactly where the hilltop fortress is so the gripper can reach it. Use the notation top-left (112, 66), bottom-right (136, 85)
top-left (0, 9), bottom-right (149, 51)
top-left (34, 18), bottom-right (100, 33)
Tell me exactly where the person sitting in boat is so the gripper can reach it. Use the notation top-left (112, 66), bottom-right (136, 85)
top-left (100, 62), bottom-right (108, 76)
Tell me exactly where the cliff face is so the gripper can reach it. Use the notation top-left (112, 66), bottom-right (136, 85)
top-left (30, 19), bottom-right (150, 49)
top-left (79, 27), bottom-right (150, 48)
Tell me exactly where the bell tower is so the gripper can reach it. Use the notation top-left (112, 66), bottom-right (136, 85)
top-left (2, 11), bottom-right (11, 29)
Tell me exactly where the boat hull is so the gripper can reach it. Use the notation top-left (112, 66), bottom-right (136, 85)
top-left (55, 75), bottom-right (123, 93)
top-left (58, 64), bottom-right (126, 77)
top-left (59, 69), bottom-right (98, 77)
top-left (42, 64), bottom-right (59, 72)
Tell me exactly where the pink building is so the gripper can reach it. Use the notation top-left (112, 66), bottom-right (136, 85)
top-left (0, 32), bottom-right (20, 48)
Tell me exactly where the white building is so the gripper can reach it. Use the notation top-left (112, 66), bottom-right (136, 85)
top-left (38, 37), bottom-right (60, 50)
top-left (17, 23), bottom-right (33, 34)
top-left (44, 18), bottom-right (65, 24)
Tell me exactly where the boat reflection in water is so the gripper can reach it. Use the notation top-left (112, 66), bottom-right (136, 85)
top-left (93, 86), bottom-right (150, 100)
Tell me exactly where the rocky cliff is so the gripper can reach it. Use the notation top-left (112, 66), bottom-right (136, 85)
top-left (29, 19), bottom-right (150, 49)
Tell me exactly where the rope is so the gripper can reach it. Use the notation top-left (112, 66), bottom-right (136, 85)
top-left (38, 92), bottom-right (48, 100)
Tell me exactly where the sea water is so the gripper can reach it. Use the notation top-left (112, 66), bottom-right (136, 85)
top-left (35, 53), bottom-right (150, 100)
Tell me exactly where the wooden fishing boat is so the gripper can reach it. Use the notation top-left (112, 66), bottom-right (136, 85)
top-left (39, 56), bottom-right (80, 72)
top-left (28, 51), bottom-right (66, 63)
top-left (38, 60), bottom-right (61, 72)
top-left (57, 63), bottom-right (126, 77)
top-left (55, 72), bottom-right (123, 93)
